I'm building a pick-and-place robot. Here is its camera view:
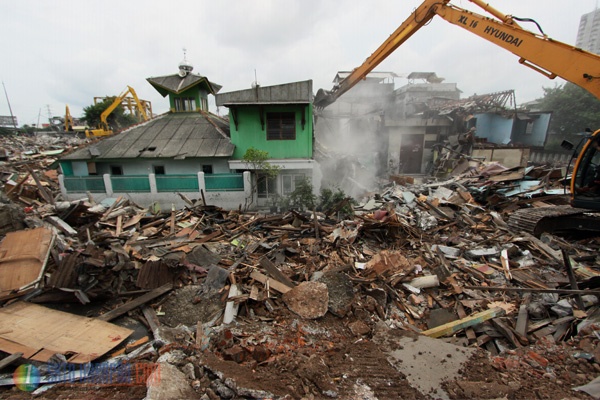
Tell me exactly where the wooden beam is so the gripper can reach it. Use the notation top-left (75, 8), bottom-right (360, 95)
top-left (46, 216), bottom-right (78, 236)
top-left (26, 166), bottom-right (54, 205)
top-left (562, 249), bottom-right (585, 310)
top-left (100, 196), bottom-right (123, 222)
top-left (421, 307), bottom-right (505, 338)
top-left (259, 257), bottom-right (296, 288)
top-left (250, 270), bottom-right (292, 294)
top-left (0, 352), bottom-right (23, 370)
top-left (463, 285), bottom-right (600, 295)
top-left (97, 283), bottom-right (173, 321)
top-left (515, 293), bottom-right (531, 337)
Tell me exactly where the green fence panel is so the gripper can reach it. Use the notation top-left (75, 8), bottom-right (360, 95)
top-left (64, 176), bottom-right (106, 193)
top-left (111, 176), bottom-right (151, 192)
top-left (156, 175), bottom-right (199, 192)
top-left (205, 173), bottom-right (244, 192)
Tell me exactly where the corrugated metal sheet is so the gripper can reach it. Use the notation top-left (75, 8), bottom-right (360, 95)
top-left (62, 113), bottom-right (234, 161)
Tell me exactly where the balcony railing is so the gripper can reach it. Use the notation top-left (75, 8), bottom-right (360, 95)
top-left (63, 176), bottom-right (106, 193)
top-left (156, 174), bottom-right (199, 192)
top-left (205, 173), bottom-right (244, 192)
top-left (111, 175), bottom-right (151, 192)
top-left (62, 172), bottom-right (245, 194)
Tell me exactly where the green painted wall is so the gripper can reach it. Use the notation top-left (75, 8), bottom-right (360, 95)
top-left (230, 105), bottom-right (313, 159)
top-left (168, 87), bottom-right (209, 112)
top-left (60, 161), bottom-right (74, 176)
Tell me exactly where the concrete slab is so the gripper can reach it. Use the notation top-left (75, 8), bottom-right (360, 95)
top-left (378, 332), bottom-right (476, 400)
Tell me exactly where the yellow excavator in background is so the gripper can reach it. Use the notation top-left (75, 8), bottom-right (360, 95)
top-left (64, 105), bottom-right (74, 132)
top-left (85, 85), bottom-right (151, 138)
top-left (314, 0), bottom-right (600, 232)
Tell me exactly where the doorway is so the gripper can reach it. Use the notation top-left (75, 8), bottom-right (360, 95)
top-left (399, 134), bottom-right (424, 174)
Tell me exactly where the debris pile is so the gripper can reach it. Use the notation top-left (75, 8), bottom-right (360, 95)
top-left (0, 142), bottom-right (599, 398)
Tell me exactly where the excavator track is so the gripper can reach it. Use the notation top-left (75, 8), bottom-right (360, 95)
top-left (508, 205), bottom-right (600, 236)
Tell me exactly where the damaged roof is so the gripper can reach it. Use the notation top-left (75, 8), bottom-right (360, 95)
top-left (216, 80), bottom-right (312, 106)
top-left (334, 71), bottom-right (398, 83)
top-left (147, 73), bottom-right (222, 97)
top-left (62, 112), bottom-right (234, 160)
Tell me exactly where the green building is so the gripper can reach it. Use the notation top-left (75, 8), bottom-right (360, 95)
top-left (216, 80), bottom-right (321, 207)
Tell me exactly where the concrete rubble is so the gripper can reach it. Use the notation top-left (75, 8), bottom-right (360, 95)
top-left (0, 133), bottom-right (599, 399)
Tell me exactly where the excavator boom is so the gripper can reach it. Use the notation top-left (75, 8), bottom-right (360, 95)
top-left (86, 85), bottom-right (151, 138)
top-left (314, 0), bottom-right (600, 108)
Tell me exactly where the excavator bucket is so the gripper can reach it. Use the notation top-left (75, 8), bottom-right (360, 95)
top-left (314, 89), bottom-right (336, 109)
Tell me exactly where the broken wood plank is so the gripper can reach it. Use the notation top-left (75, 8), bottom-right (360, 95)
top-left (5, 173), bottom-right (30, 196)
top-left (562, 249), bottom-right (585, 310)
top-left (116, 215), bottom-right (123, 236)
top-left (100, 196), bottom-right (124, 221)
top-left (500, 249), bottom-right (512, 281)
top-left (515, 293), bottom-right (531, 337)
top-left (223, 284), bottom-right (242, 324)
top-left (0, 352), bottom-right (23, 370)
top-left (421, 307), bottom-right (506, 338)
top-left (518, 231), bottom-right (562, 264)
top-left (456, 302), bottom-right (477, 342)
top-left (178, 192), bottom-right (195, 207)
top-left (250, 270), bottom-right (292, 294)
top-left (463, 285), bottom-right (600, 295)
top-left (259, 257), bottom-right (296, 288)
top-left (97, 283), bottom-right (173, 321)
top-left (141, 305), bottom-right (161, 339)
top-left (491, 318), bottom-right (527, 347)
top-left (26, 166), bottom-right (54, 205)
top-left (45, 215), bottom-right (78, 236)
top-left (170, 205), bottom-right (176, 235)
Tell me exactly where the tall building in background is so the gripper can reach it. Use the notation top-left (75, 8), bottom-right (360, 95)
top-left (576, 8), bottom-right (600, 54)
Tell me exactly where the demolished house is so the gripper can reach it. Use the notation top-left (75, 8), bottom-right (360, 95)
top-left (315, 72), bottom-right (553, 188)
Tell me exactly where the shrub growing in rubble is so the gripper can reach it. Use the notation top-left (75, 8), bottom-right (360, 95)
top-left (285, 181), bottom-right (355, 218)
top-left (319, 187), bottom-right (356, 218)
top-left (288, 177), bottom-right (316, 211)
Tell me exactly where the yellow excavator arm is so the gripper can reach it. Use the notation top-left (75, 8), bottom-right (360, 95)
top-left (86, 85), bottom-right (151, 138)
top-left (64, 105), bottom-right (74, 132)
top-left (314, 0), bottom-right (600, 108)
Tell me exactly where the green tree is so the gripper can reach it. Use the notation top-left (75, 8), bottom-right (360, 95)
top-left (241, 147), bottom-right (280, 210)
top-left (82, 97), bottom-right (137, 131)
top-left (537, 83), bottom-right (600, 150)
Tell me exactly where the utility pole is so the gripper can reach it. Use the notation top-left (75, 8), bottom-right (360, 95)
top-left (2, 81), bottom-right (19, 133)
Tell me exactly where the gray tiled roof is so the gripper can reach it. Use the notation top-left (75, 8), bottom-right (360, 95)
top-left (147, 73), bottom-right (222, 96)
top-left (62, 113), bottom-right (234, 161)
top-left (216, 80), bottom-right (312, 106)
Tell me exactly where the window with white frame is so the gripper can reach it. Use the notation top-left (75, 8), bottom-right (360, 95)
top-left (174, 97), bottom-right (196, 112)
top-left (257, 174), bottom-right (277, 198)
top-left (282, 174), bottom-right (307, 195)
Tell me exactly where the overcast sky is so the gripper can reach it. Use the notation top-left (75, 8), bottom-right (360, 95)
top-left (1, 0), bottom-right (598, 127)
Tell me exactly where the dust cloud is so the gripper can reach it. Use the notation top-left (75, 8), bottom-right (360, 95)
top-left (314, 79), bottom-right (395, 199)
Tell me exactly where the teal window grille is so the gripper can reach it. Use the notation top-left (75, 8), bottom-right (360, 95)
top-left (205, 173), bottom-right (244, 192)
top-left (156, 174), bottom-right (199, 192)
top-left (63, 176), bottom-right (106, 193)
top-left (111, 175), bottom-right (151, 192)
